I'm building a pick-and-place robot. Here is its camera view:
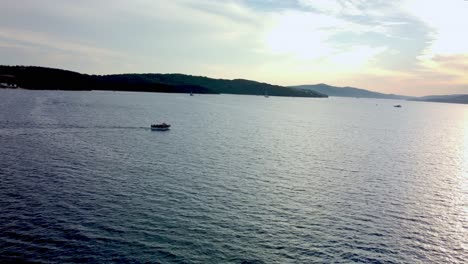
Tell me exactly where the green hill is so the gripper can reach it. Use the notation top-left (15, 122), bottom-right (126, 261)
top-left (0, 66), bottom-right (327, 98)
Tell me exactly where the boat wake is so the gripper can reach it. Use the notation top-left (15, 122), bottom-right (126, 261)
top-left (0, 123), bottom-right (150, 130)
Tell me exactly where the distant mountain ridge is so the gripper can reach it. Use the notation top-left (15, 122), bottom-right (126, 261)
top-left (291, 83), bottom-right (411, 100)
top-left (292, 83), bottom-right (468, 104)
top-left (0, 66), bottom-right (327, 98)
top-left (410, 94), bottom-right (468, 104)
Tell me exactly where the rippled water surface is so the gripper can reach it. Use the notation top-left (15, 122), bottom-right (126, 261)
top-left (1, 90), bottom-right (467, 263)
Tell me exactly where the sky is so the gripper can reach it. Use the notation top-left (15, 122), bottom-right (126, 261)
top-left (0, 0), bottom-right (467, 96)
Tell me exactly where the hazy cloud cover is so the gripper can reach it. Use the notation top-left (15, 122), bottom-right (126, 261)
top-left (0, 0), bottom-right (467, 96)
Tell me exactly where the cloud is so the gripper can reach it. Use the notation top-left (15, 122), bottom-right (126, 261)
top-left (329, 46), bottom-right (387, 68)
top-left (433, 55), bottom-right (468, 73)
top-left (0, 28), bottom-right (123, 59)
top-left (297, 0), bottom-right (396, 17)
top-left (0, 26), bottom-right (135, 73)
top-left (252, 0), bottom-right (433, 75)
top-left (297, 0), bottom-right (343, 14)
top-left (401, 0), bottom-right (468, 55)
top-left (0, 0), bottom-right (273, 75)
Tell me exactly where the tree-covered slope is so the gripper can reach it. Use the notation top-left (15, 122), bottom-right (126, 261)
top-left (0, 66), bottom-right (327, 98)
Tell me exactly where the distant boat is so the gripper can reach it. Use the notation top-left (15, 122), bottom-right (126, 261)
top-left (190, 91), bottom-right (193, 96)
top-left (394, 105), bottom-right (402, 108)
top-left (264, 88), bottom-right (269, 98)
top-left (151, 123), bottom-right (171, 131)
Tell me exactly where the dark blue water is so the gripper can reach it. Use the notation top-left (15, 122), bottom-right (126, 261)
top-left (1, 90), bottom-right (467, 263)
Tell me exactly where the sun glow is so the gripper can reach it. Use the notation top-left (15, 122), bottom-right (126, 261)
top-left (264, 11), bottom-right (335, 60)
top-left (263, 11), bottom-right (385, 72)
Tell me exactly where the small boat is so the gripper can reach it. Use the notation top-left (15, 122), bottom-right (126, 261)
top-left (394, 105), bottom-right (402, 108)
top-left (190, 91), bottom-right (193, 96)
top-left (151, 123), bottom-right (171, 131)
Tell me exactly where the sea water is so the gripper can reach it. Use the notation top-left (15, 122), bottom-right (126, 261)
top-left (0, 90), bottom-right (466, 263)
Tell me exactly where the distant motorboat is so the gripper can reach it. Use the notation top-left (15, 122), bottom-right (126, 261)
top-left (190, 91), bottom-right (193, 96)
top-left (394, 105), bottom-right (402, 108)
top-left (151, 123), bottom-right (171, 131)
